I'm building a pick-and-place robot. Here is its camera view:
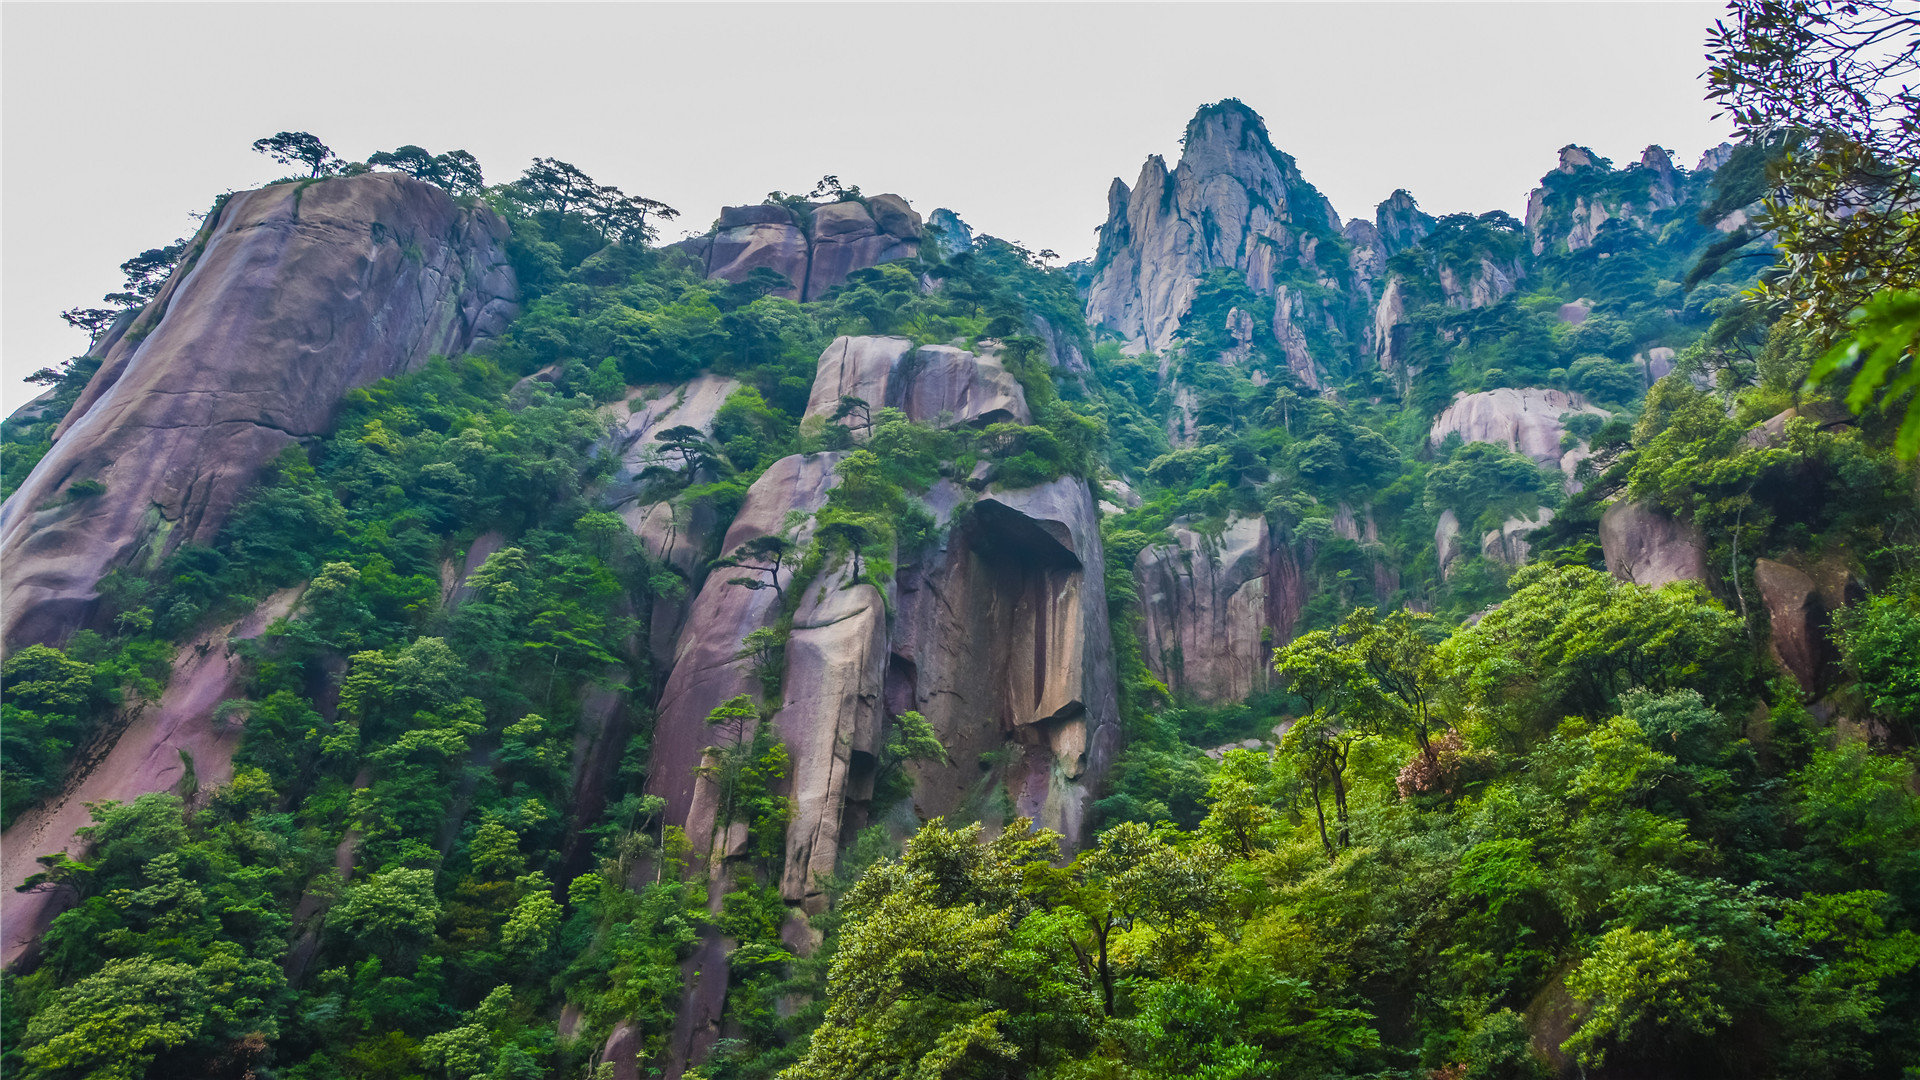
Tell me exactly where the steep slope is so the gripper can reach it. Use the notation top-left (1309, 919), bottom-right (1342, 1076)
top-left (0, 174), bottom-right (516, 654)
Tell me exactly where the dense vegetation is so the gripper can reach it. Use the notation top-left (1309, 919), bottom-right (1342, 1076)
top-left (3, 5), bottom-right (1917, 1077)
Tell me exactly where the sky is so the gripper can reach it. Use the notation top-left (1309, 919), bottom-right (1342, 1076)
top-left (1, 2), bottom-right (1734, 416)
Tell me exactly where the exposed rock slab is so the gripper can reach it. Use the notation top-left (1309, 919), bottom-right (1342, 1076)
top-left (892, 476), bottom-right (1120, 843)
top-left (2, 586), bottom-right (302, 967)
top-left (1428, 388), bottom-right (1607, 467)
top-left (1600, 500), bottom-right (1708, 587)
top-left (1135, 516), bottom-right (1277, 703)
top-left (0, 174), bottom-right (516, 653)
top-left (1755, 558), bottom-right (1831, 691)
top-left (646, 453), bottom-right (845, 842)
top-left (675, 197), bottom-right (921, 302)
top-left (804, 336), bottom-right (1031, 427)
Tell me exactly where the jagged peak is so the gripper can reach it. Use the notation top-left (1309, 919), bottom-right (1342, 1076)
top-left (1639, 145), bottom-right (1677, 173)
top-left (1376, 189), bottom-right (1435, 256)
top-left (1554, 144), bottom-right (1607, 173)
top-left (1182, 97), bottom-right (1276, 153)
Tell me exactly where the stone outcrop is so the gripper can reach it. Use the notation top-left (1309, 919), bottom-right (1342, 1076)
top-left (646, 451), bottom-right (845, 841)
top-left (1375, 189), bottom-right (1435, 256)
top-left (0, 173), bottom-right (516, 654)
top-left (1085, 100), bottom-right (1342, 353)
top-left (2, 586), bottom-right (302, 966)
top-left (1525, 144), bottom-right (1697, 256)
top-left (1600, 500), bottom-right (1708, 587)
top-left (601, 374), bottom-right (744, 666)
top-left (891, 477), bottom-right (1120, 843)
top-left (1755, 559), bottom-right (1828, 690)
top-left (806, 336), bottom-right (1031, 428)
top-left (674, 196), bottom-right (921, 302)
top-left (1480, 507), bottom-right (1555, 566)
top-left (1435, 509), bottom-right (1464, 579)
top-left (1135, 515), bottom-right (1305, 703)
top-left (1429, 388), bottom-right (1608, 468)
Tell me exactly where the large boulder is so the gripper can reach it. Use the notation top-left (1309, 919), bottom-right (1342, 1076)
top-left (1135, 516), bottom-right (1286, 703)
top-left (804, 336), bottom-right (1030, 427)
top-left (1755, 558), bottom-right (1831, 691)
top-left (676, 197), bottom-right (921, 303)
top-left (0, 174), bottom-right (516, 654)
top-left (1599, 500), bottom-right (1708, 587)
top-left (1428, 388), bottom-right (1607, 467)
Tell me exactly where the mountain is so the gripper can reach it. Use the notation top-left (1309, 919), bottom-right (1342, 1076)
top-left (1, 101), bottom-right (1914, 1080)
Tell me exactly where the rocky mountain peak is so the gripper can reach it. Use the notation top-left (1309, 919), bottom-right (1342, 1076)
top-left (1375, 188), bottom-right (1435, 257)
top-left (1085, 100), bottom-right (1344, 354)
top-left (1555, 144), bottom-right (1601, 172)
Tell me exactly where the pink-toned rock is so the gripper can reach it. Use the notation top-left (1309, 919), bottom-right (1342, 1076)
top-left (1755, 558), bottom-right (1831, 691)
top-left (1436, 509), bottom-right (1464, 579)
top-left (1136, 516), bottom-right (1278, 703)
top-left (1429, 388), bottom-right (1608, 467)
top-left (1600, 500), bottom-right (1708, 587)
top-left (804, 200), bottom-right (920, 299)
top-left (647, 453), bottom-right (846, 844)
top-left (1085, 102), bottom-right (1343, 352)
top-left (898, 345), bottom-right (1029, 425)
top-left (776, 566), bottom-right (887, 907)
top-left (0, 174), bottom-right (515, 654)
top-left (1480, 507), bottom-right (1554, 566)
top-left (2, 585), bottom-right (303, 966)
top-left (804, 336), bottom-right (1030, 427)
top-left (805, 336), bottom-right (914, 421)
top-left (891, 477), bottom-right (1120, 842)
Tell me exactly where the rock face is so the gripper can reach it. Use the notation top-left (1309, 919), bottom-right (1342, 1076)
top-left (0, 174), bottom-right (516, 654)
top-left (2, 586), bottom-right (302, 966)
top-left (601, 374), bottom-right (744, 666)
top-left (1135, 515), bottom-right (1304, 703)
top-left (1429, 388), bottom-right (1608, 468)
top-left (1481, 507), bottom-right (1555, 566)
top-left (1755, 559), bottom-right (1832, 691)
top-left (1525, 144), bottom-right (1701, 256)
top-left (805, 335), bottom-right (1031, 428)
top-left (1085, 100), bottom-right (1343, 353)
top-left (892, 478), bottom-right (1121, 842)
top-left (674, 196), bottom-right (921, 302)
top-left (646, 451), bottom-right (845, 842)
top-left (1600, 500), bottom-right (1708, 587)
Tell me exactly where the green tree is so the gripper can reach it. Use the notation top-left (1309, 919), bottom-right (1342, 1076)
top-left (251, 131), bottom-right (339, 177)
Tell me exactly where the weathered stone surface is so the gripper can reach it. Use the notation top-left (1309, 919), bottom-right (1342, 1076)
top-left (806, 201), bottom-right (919, 299)
top-left (1480, 507), bottom-right (1555, 566)
top-left (892, 476), bottom-right (1120, 843)
top-left (1376, 189), bottom-right (1435, 256)
top-left (1086, 102), bottom-right (1341, 352)
top-left (804, 335), bottom-right (1030, 427)
top-left (0, 174), bottom-right (516, 654)
top-left (901, 345), bottom-right (1030, 425)
top-left (775, 565), bottom-right (887, 906)
top-left (1031, 313), bottom-right (1092, 375)
top-left (2, 586), bottom-right (302, 966)
top-left (1136, 516), bottom-right (1275, 703)
top-left (1436, 509), bottom-right (1464, 579)
top-left (647, 453), bottom-right (846, 844)
top-left (1755, 558), bottom-right (1831, 691)
top-left (676, 196), bottom-right (921, 302)
top-left (1600, 500), bottom-right (1708, 587)
top-left (1428, 388), bottom-right (1607, 467)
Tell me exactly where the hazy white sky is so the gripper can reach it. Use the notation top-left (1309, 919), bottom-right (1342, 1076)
top-left (1, 2), bottom-right (1732, 415)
